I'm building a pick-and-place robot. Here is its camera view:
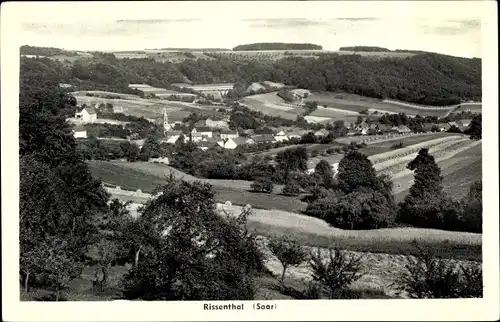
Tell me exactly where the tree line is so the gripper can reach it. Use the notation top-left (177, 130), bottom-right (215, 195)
top-left (233, 43), bottom-right (323, 51)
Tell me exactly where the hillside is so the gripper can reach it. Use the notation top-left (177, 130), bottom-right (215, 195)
top-left (21, 45), bottom-right (481, 106)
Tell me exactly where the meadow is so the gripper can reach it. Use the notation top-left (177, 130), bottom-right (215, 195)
top-left (304, 92), bottom-right (455, 117)
top-left (239, 92), bottom-right (303, 120)
top-left (88, 161), bottom-right (307, 213)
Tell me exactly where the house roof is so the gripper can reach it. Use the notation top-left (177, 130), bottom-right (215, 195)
top-left (448, 121), bottom-right (459, 127)
top-left (254, 128), bottom-right (275, 135)
top-left (314, 129), bottom-right (329, 136)
top-left (437, 123), bottom-right (451, 129)
top-left (166, 131), bottom-right (182, 136)
top-left (221, 129), bottom-right (238, 134)
top-left (194, 126), bottom-right (212, 132)
top-left (84, 106), bottom-right (96, 114)
top-left (231, 137), bottom-right (253, 146)
top-left (252, 134), bottom-right (276, 142)
top-left (459, 119), bottom-right (472, 125)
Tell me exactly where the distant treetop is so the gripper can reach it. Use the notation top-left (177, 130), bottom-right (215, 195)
top-left (233, 43), bottom-right (323, 51)
top-left (339, 46), bottom-right (392, 52)
top-left (20, 45), bottom-right (80, 57)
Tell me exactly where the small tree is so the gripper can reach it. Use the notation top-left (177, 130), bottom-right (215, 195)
top-left (309, 248), bottom-right (363, 299)
top-left (251, 177), bottom-right (274, 194)
top-left (268, 236), bottom-right (308, 283)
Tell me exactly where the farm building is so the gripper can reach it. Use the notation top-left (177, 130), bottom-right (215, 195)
top-left (191, 126), bottom-right (213, 138)
top-left (436, 123), bottom-right (451, 132)
top-left (274, 130), bottom-right (289, 142)
top-left (172, 83), bottom-right (235, 97)
top-left (314, 129), bottom-right (330, 137)
top-left (75, 106), bottom-right (97, 123)
top-left (73, 125), bottom-right (87, 139)
top-left (220, 129), bottom-right (239, 140)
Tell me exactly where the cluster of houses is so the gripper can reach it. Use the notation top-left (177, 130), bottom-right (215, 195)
top-left (346, 118), bottom-right (473, 136)
top-left (163, 118), bottom-right (303, 150)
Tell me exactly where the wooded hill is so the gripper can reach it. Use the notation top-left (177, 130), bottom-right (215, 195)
top-left (21, 45), bottom-right (481, 106)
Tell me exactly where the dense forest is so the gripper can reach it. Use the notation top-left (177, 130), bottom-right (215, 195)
top-left (21, 45), bottom-right (481, 106)
top-left (233, 43), bottom-right (322, 51)
top-left (338, 46), bottom-right (392, 52)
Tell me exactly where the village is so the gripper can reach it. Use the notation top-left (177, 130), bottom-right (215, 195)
top-left (68, 82), bottom-right (475, 157)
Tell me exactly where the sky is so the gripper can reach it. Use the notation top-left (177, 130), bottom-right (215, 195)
top-left (14, 1), bottom-right (484, 58)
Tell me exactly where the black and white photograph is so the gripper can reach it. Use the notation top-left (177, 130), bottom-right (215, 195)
top-left (1, 1), bottom-right (498, 321)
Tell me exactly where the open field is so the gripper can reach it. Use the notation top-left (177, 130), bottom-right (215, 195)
top-left (89, 161), bottom-right (307, 213)
top-left (239, 92), bottom-right (303, 120)
top-left (304, 92), bottom-right (455, 117)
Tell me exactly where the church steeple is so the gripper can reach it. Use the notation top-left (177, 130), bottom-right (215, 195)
top-left (163, 108), bottom-right (171, 132)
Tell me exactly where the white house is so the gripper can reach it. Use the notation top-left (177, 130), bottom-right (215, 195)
top-left (73, 125), bottom-right (87, 139)
top-left (165, 131), bottom-right (186, 144)
top-left (191, 126), bottom-right (213, 138)
top-left (314, 129), bottom-right (330, 137)
top-left (274, 130), bottom-right (289, 142)
top-left (220, 129), bottom-right (239, 140)
top-left (205, 117), bottom-right (229, 129)
top-left (75, 106), bottom-right (97, 123)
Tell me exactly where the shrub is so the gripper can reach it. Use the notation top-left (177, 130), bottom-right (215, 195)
top-left (250, 177), bottom-right (274, 194)
top-left (391, 141), bottom-right (404, 149)
top-left (268, 235), bottom-right (308, 282)
top-left (282, 181), bottom-right (301, 196)
top-left (309, 248), bottom-right (364, 299)
top-left (310, 150), bottom-right (319, 158)
top-left (326, 148), bottom-right (335, 154)
top-left (394, 243), bottom-right (482, 298)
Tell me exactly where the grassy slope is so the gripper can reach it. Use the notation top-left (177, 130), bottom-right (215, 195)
top-left (89, 161), bottom-right (307, 213)
top-left (304, 92), bottom-right (454, 117)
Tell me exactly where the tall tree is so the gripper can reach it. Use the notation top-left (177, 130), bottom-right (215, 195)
top-left (314, 160), bottom-right (335, 188)
top-left (275, 146), bottom-right (309, 178)
top-left (398, 148), bottom-right (449, 228)
top-left (337, 151), bottom-right (379, 193)
top-left (466, 114), bottom-right (482, 140)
